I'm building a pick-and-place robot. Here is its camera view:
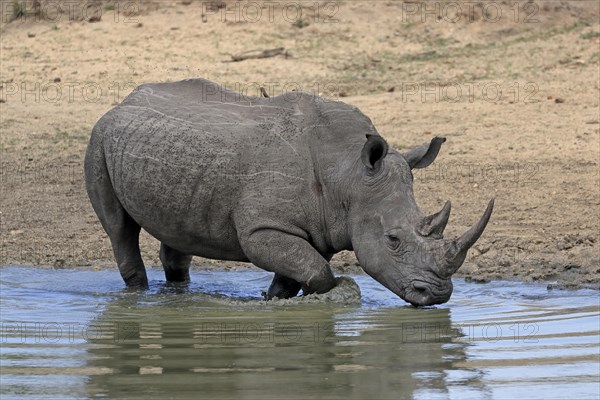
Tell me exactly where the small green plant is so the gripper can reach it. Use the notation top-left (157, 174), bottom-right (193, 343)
top-left (292, 18), bottom-right (309, 28)
top-left (104, 3), bottom-right (115, 11)
top-left (12, 0), bottom-right (25, 20)
top-left (581, 31), bottom-right (600, 40)
top-left (559, 57), bottom-right (570, 65)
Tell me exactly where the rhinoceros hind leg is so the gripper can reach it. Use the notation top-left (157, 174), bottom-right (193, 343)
top-left (108, 214), bottom-right (148, 288)
top-left (85, 144), bottom-right (148, 288)
top-left (267, 273), bottom-right (302, 299)
top-left (160, 243), bottom-right (192, 282)
top-left (87, 192), bottom-right (147, 288)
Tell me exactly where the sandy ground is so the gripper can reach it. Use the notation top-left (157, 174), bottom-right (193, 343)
top-left (1, 0), bottom-right (599, 289)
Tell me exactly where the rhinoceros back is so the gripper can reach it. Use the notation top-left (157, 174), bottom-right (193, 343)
top-left (93, 79), bottom-right (320, 255)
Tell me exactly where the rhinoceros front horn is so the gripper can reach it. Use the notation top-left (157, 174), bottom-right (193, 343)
top-left (440, 199), bottom-right (495, 276)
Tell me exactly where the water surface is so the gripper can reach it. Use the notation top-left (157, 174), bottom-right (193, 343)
top-left (1, 266), bottom-right (598, 400)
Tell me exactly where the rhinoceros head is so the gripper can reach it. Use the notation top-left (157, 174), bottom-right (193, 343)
top-left (349, 135), bottom-right (494, 306)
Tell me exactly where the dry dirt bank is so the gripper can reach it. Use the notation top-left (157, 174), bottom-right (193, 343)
top-left (1, 1), bottom-right (599, 289)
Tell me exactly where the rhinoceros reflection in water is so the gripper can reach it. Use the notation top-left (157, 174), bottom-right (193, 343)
top-left (83, 291), bottom-right (489, 399)
top-left (85, 78), bottom-right (494, 306)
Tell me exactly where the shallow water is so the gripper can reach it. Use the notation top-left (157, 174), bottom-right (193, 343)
top-left (1, 266), bottom-right (598, 400)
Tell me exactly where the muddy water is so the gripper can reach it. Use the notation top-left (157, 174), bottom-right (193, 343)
top-left (1, 266), bottom-right (598, 400)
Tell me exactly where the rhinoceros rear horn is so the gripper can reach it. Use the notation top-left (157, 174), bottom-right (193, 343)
top-left (418, 200), bottom-right (451, 238)
top-left (361, 134), bottom-right (389, 171)
top-left (440, 199), bottom-right (495, 276)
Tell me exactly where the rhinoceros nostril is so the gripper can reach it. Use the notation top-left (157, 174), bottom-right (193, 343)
top-left (412, 282), bottom-right (428, 294)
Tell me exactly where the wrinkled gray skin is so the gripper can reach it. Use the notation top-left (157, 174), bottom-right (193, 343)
top-left (84, 78), bottom-right (494, 306)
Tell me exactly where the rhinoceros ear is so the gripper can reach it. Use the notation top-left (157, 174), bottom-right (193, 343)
top-left (361, 134), bottom-right (389, 171)
top-left (403, 136), bottom-right (446, 169)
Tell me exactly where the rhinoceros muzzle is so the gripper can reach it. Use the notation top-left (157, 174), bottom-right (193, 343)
top-left (406, 279), bottom-right (453, 307)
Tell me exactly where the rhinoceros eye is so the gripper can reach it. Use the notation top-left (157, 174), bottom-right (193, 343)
top-left (385, 234), bottom-right (401, 250)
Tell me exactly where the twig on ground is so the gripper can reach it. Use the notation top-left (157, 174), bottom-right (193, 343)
top-left (227, 47), bottom-right (287, 62)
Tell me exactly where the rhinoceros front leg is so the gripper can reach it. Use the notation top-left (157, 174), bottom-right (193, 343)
top-left (160, 243), bottom-right (192, 282)
top-left (267, 273), bottom-right (302, 299)
top-left (241, 230), bottom-right (336, 298)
